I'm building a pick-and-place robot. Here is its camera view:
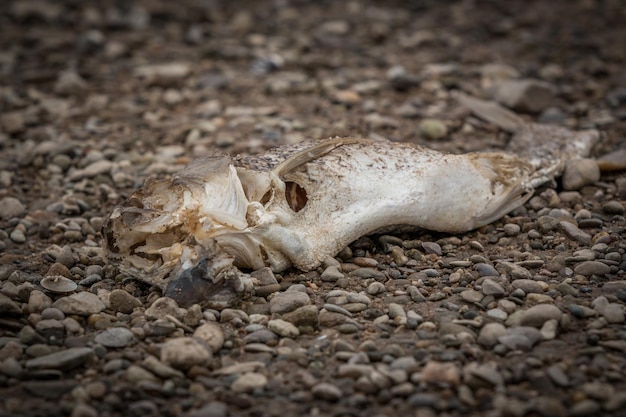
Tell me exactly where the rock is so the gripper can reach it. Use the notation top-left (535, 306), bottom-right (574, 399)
top-left (540, 319), bottom-right (559, 340)
top-left (25, 347), bottom-right (94, 371)
top-left (321, 266), bottom-right (344, 282)
top-left (0, 197), bottom-right (26, 219)
top-left (311, 382), bottom-right (342, 401)
top-left (109, 289), bottom-right (142, 314)
top-left (54, 70), bottom-right (87, 95)
top-left (602, 304), bottom-right (624, 324)
top-left (481, 278), bottom-right (505, 297)
top-left (560, 221), bottom-right (592, 245)
top-left (419, 119), bottom-right (448, 140)
top-left (567, 304), bottom-right (597, 319)
top-left (421, 361), bottom-right (461, 385)
top-left (511, 279), bottom-right (544, 294)
top-left (562, 159), bottom-right (600, 191)
top-left (27, 290), bottom-right (52, 313)
top-left (145, 297), bottom-right (185, 320)
top-left (0, 293), bottom-right (22, 314)
top-left (476, 263), bottom-right (499, 277)
top-left (125, 365), bottom-right (159, 384)
top-left (0, 111), bottom-right (25, 134)
top-left (186, 402), bottom-right (229, 417)
top-left (268, 319), bottom-right (300, 338)
top-left (574, 261), bottom-right (610, 276)
top-left (134, 63), bottom-right (191, 84)
top-left (231, 372), bottom-right (267, 393)
top-left (94, 327), bottom-right (135, 348)
top-left (269, 291), bottom-right (311, 314)
top-left (52, 292), bottom-right (105, 315)
top-left (461, 289), bottom-right (483, 303)
top-left (281, 305), bottom-right (319, 328)
top-left (478, 322), bottom-right (507, 348)
top-left (518, 304), bottom-right (562, 328)
top-left (160, 337), bottom-right (211, 370)
top-left (493, 79), bottom-right (555, 113)
top-left (193, 323), bottom-right (225, 353)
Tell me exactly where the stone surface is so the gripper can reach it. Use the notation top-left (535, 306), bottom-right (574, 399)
top-left (52, 292), bottom-right (105, 316)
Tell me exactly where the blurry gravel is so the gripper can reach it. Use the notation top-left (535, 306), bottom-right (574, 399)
top-left (0, 1), bottom-right (625, 416)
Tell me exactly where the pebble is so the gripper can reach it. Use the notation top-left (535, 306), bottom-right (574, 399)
top-left (145, 297), bottom-right (185, 320)
top-left (562, 159), bottom-right (600, 190)
top-left (281, 305), bottom-right (319, 328)
top-left (0, 197), bottom-right (26, 219)
top-left (601, 304), bottom-right (624, 323)
top-left (231, 372), bottom-right (267, 393)
top-left (419, 119), bottom-right (448, 140)
top-left (367, 281), bottom-right (386, 295)
top-left (311, 382), bottom-right (342, 401)
top-left (268, 319), bottom-right (300, 338)
top-left (193, 323), bottom-right (225, 353)
top-left (481, 278), bottom-right (505, 297)
top-left (478, 323), bottom-right (507, 348)
top-left (160, 337), bottom-right (211, 370)
top-left (421, 361), bottom-right (461, 385)
top-left (109, 289), bottom-right (142, 314)
top-left (570, 399), bottom-right (601, 417)
top-left (511, 279), bottom-right (544, 294)
top-left (540, 319), bottom-right (559, 340)
top-left (52, 292), bottom-right (105, 316)
top-left (25, 347), bottom-right (94, 371)
top-left (27, 290), bottom-right (52, 313)
top-left (518, 304), bottom-right (562, 327)
top-left (461, 289), bottom-right (483, 303)
top-left (493, 78), bottom-right (555, 113)
top-left (321, 266), bottom-right (344, 282)
top-left (422, 242), bottom-right (442, 255)
top-left (476, 263), bottom-right (499, 277)
top-left (94, 327), bottom-right (135, 348)
top-left (574, 261), bottom-right (610, 276)
top-left (560, 221), bottom-right (592, 245)
top-left (269, 291), bottom-right (311, 314)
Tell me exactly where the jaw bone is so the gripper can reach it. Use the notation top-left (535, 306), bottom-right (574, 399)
top-left (104, 94), bottom-right (600, 306)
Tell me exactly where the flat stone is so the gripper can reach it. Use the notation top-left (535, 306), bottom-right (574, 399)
top-left (268, 319), bottom-right (300, 338)
top-left (481, 278), bottom-right (505, 297)
top-left (0, 197), bottom-right (26, 219)
top-left (511, 279), bottom-right (544, 294)
top-left (574, 261), bottom-right (611, 276)
top-left (160, 337), bottom-right (211, 370)
top-left (231, 372), bottom-right (267, 393)
top-left (311, 382), bottom-right (342, 401)
top-left (52, 292), bottom-right (105, 316)
top-left (560, 221), bottom-right (592, 245)
top-left (461, 289), bottom-right (483, 303)
top-left (281, 305), bottom-right (319, 328)
top-left (145, 297), bottom-right (185, 320)
top-left (518, 304), bottom-right (562, 328)
top-left (109, 289), bottom-right (142, 314)
top-left (25, 347), bottom-right (94, 371)
top-left (94, 327), bottom-right (135, 348)
top-left (269, 291), bottom-right (311, 314)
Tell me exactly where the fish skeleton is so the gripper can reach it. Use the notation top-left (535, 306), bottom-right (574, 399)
top-left (104, 93), bottom-right (600, 306)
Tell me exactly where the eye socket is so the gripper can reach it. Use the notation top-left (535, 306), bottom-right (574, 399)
top-left (285, 181), bottom-right (308, 212)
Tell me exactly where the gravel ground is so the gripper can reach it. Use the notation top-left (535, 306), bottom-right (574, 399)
top-left (1, 1), bottom-right (626, 416)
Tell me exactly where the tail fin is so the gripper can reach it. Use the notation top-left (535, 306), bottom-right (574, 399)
top-left (455, 91), bottom-right (600, 187)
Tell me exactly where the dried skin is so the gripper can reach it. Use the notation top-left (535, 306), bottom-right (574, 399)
top-left (104, 95), bottom-right (600, 299)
